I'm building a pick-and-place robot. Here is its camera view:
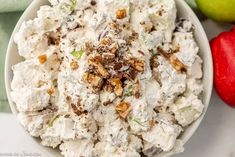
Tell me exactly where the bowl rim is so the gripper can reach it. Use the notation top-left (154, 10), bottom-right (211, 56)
top-left (4, 0), bottom-right (213, 156)
top-left (174, 0), bottom-right (213, 145)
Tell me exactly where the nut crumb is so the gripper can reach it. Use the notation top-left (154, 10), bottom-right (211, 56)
top-left (38, 54), bottom-right (47, 64)
top-left (70, 61), bottom-right (79, 70)
top-left (71, 103), bottom-right (83, 116)
top-left (47, 88), bottom-right (55, 95)
top-left (116, 9), bottom-right (127, 19)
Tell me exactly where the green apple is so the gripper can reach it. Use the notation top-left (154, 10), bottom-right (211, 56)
top-left (196, 0), bottom-right (235, 23)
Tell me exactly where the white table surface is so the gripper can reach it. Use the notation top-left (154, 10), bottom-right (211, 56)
top-left (1, 20), bottom-right (235, 157)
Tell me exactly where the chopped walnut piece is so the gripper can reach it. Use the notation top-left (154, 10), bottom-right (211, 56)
top-left (47, 88), bottom-right (55, 95)
top-left (129, 58), bottom-right (145, 72)
top-left (110, 78), bottom-right (123, 96)
top-left (89, 57), bottom-right (109, 78)
top-left (116, 8), bottom-right (127, 19)
top-left (133, 79), bottom-right (141, 98)
top-left (116, 102), bottom-right (131, 119)
top-left (158, 47), bottom-right (187, 73)
top-left (70, 61), bottom-right (79, 70)
top-left (38, 54), bottom-right (47, 64)
top-left (83, 72), bottom-right (103, 87)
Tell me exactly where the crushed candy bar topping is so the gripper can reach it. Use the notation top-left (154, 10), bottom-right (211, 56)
top-left (158, 47), bottom-right (187, 73)
top-left (116, 101), bottom-right (131, 119)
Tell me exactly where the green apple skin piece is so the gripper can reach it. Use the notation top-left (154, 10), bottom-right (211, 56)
top-left (196, 0), bottom-right (235, 23)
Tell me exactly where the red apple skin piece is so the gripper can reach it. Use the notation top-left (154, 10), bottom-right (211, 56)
top-left (210, 27), bottom-right (235, 107)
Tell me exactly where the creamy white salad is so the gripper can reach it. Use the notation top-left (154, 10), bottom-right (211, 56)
top-left (11, 0), bottom-right (204, 156)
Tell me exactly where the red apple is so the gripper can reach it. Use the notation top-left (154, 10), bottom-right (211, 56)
top-left (210, 27), bottom-right (235, 107)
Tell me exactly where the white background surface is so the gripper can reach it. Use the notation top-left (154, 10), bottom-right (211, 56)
top-left (1, 20), bottom-right (235, 157)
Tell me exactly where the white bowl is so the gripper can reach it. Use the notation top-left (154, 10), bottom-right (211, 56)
top-left (5, 0), bottom-right (213, 156)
